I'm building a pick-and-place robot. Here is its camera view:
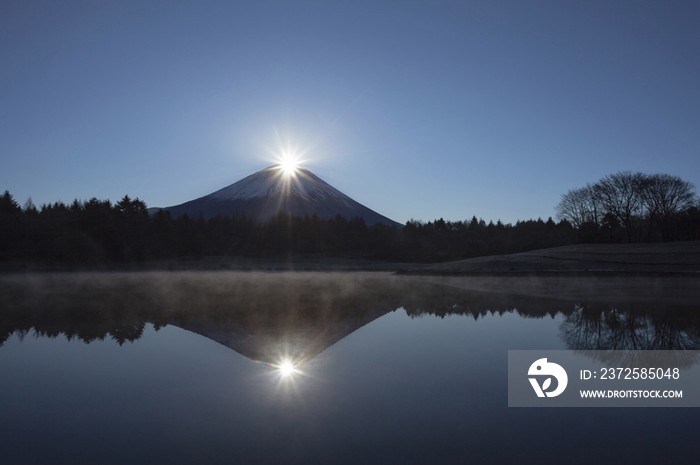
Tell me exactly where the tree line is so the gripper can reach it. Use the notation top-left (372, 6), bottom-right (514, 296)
top-left (1, 191), bottom-right (574, 264)
top-left (1, 170), bottom-right (697, 265)
top-left (555, 171), bottom-right (699, 243)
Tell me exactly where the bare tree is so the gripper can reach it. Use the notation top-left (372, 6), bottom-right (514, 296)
top-left (558, 171), bottom-right (699, 243)
top-left (641, 174), bottom-right (697, 241)
top-left (555, 184), bottom-right (600, 228)
top-left (592, 171), bottom-right (645, 242)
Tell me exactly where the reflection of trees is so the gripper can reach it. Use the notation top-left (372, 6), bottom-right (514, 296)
top-left (2, 274), bottom-right (699, 366)
top-left (0, 274), bottom-right (572, 350)
top-left (0, 273), bottom-right (400, 350)
top-left (559, 304), bottom-right (700, 368)
top-left (560, 304), bottom-right (700, 351)
top-left (2, 308), bottom-right (163, 347)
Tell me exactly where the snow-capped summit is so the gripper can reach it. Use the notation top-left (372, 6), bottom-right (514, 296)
top-left (153, 165), bottom-right (402, 227)
top-left (207, 165), bottom-right (353, 204)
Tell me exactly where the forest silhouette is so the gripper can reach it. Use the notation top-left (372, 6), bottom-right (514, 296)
top-left (1, 171), bottom-right (698, 265)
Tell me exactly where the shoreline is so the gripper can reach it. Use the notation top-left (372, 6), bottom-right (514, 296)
top-left (395, 269), bottom-right (700, 277)
top-left (2, 241), bottom-right (698, 275)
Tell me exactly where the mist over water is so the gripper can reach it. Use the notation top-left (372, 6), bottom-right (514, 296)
top-left (1, 271), bottom-right (699, 464)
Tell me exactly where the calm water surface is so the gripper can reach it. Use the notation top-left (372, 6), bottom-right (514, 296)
top-left (0, 272), bottom-right (698, 464)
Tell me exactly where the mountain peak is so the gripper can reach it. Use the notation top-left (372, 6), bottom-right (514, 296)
top-left (154, 166), bottom-right (402, 227)
top-left (207, 165), bottom-right (351, 205)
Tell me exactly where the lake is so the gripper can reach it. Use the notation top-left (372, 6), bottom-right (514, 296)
top-left (1, 271), bottom-right (699, 464)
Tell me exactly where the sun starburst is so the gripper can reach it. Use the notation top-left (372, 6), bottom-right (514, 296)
top-left (277, 359), bottom-right (299, 378)
top-left (279, 156), bottom-right (299, 176)
top-left (267, 130), bottom-right (313, 177)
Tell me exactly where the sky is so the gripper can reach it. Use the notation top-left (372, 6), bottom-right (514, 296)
top-left (2, 0), bottom-right (699, 225)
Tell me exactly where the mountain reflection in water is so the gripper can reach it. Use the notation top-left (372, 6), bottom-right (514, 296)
top-left (2, 272), bottom-right (699, 367)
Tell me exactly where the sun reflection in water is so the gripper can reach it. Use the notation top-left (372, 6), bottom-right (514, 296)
top-left (272, 358), bottom-right (301, 380)
top-left (278, 360), bottom-right (297, 377)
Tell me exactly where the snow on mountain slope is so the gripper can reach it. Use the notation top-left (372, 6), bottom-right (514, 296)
top-left (208, 166), bottom-right (353, 205)
top-left (152, 165), bottom-right (402, 227)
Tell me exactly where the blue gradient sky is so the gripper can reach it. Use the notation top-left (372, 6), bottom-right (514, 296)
top-left (2, 1), bottom-right (699, 225)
